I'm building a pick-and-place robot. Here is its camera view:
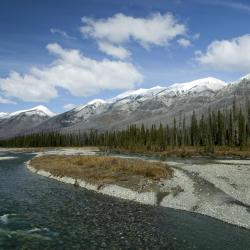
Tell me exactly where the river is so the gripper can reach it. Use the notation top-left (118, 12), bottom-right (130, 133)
top-left (0, 151), bottom-right (250, 249)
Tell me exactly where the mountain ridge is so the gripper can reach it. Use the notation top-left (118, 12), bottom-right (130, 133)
top-left (1, 75), bottom-right (250, 139)
top-left (0, 105), bottom-right (56, 119)
top-left (0, 105), bottom-right (56, 139)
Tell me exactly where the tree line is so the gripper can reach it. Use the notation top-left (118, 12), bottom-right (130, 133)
top-left (1, 100), bottom-right (250, 151)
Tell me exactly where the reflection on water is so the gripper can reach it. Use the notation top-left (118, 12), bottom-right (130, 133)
top-left (0, 152), bottom-right (250, 249)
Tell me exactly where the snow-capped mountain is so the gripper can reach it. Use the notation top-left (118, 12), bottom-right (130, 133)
top-left (162, 77), bottom-right (226, 94)
top-left (2, 105), bottom-right (56, 119)
top-left (0, 112), bottom-right (8, 119)
top-left (239, 73), bottom-right (250, 82)
top-left (0, 105), bottom-right (55, 139)
top-left (74, 99), bottom-right (107, 113)
top-left (230, 73), bottom-right (250, 85)
top-left (110, 86), bottom-right (166, 101)
top-left (32, 77), bottom-right (229, 134)
top-left (108, 77), bottom-right (226, 102)
top-left (2, 74), bottom-right (250, 139)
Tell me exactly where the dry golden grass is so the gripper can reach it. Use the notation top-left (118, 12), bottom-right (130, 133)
top-left (30, 155), bottom-right (173, 190)
top-left (108, 146), bottom-right (250, 158)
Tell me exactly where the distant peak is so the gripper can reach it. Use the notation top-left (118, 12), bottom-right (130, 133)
top-left (167, 77), bottom-right (226, 93)
top-left (7, 105), bottom-right (56, 118)
top-left (31, 105), bottom-right (56, 117)
top-left (71, 76), bottom-right (228, 113)
top-left (33, 105), bottom-right (47, 109)
top-left (87, 99), bottom-right (106, 105)
top-left (240, 73), bottom-right (250, 81)
top-left (201, 76), bottom-right (222, 81)
top-left (0, 112), bottom-right (8, 118)
top-left (230, 73), bottom-right (250, 85)
top-left (179, 77), bottom-right (225, 85)
top-left (112, 86), bottom-right (165, 100)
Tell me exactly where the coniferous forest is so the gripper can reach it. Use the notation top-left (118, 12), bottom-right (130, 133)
top-left (1, 101), bottom-right (250, 152)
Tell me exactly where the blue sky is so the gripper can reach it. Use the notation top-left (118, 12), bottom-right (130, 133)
top-left (1, 0), bottom-right (250, 113)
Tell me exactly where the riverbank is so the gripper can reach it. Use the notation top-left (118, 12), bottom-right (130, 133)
top-left (2, 151), bottom-right (250, 249)
top-left (26, 154), bottom-right (187, 206)
top-left (25, 148), bottom-right (250, 230)
top-left (29, 155), bottom-right (173, 192)
top-left (2, 145), bottom-right (250, 158)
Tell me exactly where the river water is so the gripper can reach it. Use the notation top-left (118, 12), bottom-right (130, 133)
top-left (0, 151), bottom-right (250, 250)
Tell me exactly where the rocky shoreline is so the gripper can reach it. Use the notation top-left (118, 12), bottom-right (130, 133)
top-left (25, 149), bottom-right (250, 230)
top-left (26, 160), bottom-right (157, 205)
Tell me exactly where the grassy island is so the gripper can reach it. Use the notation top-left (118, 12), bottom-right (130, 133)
top-left (30, 155), bottom-right (173, 192)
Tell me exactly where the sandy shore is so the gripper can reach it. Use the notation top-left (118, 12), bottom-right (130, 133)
top-left (25, 148), bottom-right (250, 230)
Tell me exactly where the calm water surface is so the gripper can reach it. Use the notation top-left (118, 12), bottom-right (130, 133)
top-left (0, 152), bottom-right (250, 250)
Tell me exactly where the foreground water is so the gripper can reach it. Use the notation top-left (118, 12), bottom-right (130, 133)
top-left (0, 152), bottom-right (250, 249)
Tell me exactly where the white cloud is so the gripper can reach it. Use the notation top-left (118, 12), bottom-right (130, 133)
top-left (81, 12), bottom-right (186, 50)
top-left (98, 42), bottom-right (131, 59)
top-left (0, 96), bottom-right (16, 104)
top-left (0, 71), bottom-right (58, 102)
top-left (50, 28), bottom-right (76, 40)
top-left (200, 1), bottom-right (250, 12)
top-left (0, 43), bottom-right (143, 102)
top-left (196, 34), bottom-right (250, 72)
top-left (177, 38), bottom-right (191, 48)
top-left (64, 103), bottom-right (77, 111)
top-left (218, 1), bottom-right (250, 12)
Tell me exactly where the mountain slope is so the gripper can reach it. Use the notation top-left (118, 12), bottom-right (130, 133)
top-left (0, 106), bottom-right (55, 139)
top-left (2, 75), bottom-right (250, 139)
top-left (34, 77), bottom-right (228, 134)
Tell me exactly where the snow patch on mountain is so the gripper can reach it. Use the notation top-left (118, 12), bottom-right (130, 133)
top-left (239, 73), bottom-right (250, 82)
top-left (73, 99), bottom-right (107, 112)
top-left (163, 77), bottom-right (227, 95)
top-left (4, 105), bottom-right (56, 118)
top-left (87, 99), bottom-right (107, 105)
top-left (228, 73), bottom-right (250, 85)
top-left (112, 86), bottom-right (165, 101)
top-left (66, 77), bottom-right (227, 115)
top-left (0, 112), bottom-right (8, 119)
top-left (109, 77), bottom-right (226, 103)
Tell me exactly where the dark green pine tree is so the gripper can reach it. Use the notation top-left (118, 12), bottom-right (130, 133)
top-left (190, 111), bottom-right (198, 146)
top-left (238, 109), bottom-right (246, 148)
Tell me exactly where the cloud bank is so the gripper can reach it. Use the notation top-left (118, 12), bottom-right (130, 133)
top-left (196, 34), bottom-right (250, 72)
top-left (81, 13), bottom-right (187, 58)
top-left (98, 41), bottom-right (131, 59)
top-left (0, 43), bottom-right (143, 102)
top-left (0, 96), bottom-right (16, 104)
top-left (177, 38), bottom-right (191, 48)
top-left (200, 1), bottom-right (250, 13)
